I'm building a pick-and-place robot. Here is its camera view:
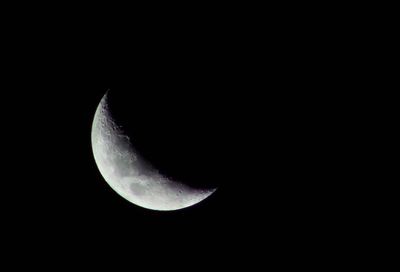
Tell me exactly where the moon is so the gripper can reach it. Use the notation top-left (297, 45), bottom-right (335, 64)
top-left (91, 92), bottom-right (217, 211)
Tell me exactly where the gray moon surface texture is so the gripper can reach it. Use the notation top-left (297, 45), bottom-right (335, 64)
top-left (91, 92), bottom-right (217, 211)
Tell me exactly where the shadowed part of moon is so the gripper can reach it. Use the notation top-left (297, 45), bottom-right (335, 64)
top-left (104, 91), bottom-right (223, 190)
top-left (91, 92), bottom-right (217, 211)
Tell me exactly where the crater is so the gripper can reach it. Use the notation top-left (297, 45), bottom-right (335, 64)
top-left (130, 182), bottom-right (147, 196)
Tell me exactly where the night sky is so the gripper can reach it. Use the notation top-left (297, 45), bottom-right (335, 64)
top-left (1, 19), bottom-right (341, 267)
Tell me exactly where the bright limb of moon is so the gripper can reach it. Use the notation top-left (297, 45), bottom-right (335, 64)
top-left (91, 92), bottom-right (217, 211)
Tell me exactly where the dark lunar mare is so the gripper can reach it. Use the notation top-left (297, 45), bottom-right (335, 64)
top-left (106, 90), bottom-right (229, 190)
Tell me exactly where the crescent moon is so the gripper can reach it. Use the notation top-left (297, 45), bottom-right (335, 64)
top-left (91, 92), bottom-right (217, 211)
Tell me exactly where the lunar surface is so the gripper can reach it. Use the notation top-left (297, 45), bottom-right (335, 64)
top-left (91, 92), bottom-right (217, 211)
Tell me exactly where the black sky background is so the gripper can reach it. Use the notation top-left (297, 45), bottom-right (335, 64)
top-left (0, 12), bottom-right (349, 267)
